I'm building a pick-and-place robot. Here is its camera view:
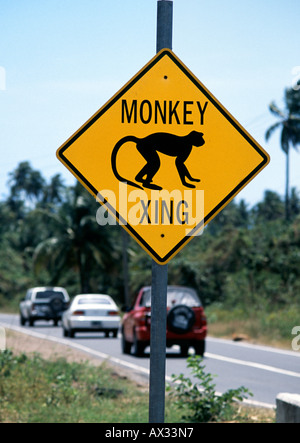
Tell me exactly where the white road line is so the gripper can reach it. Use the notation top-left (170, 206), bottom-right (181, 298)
top-left (206, 352), bottom-right (300, 378)
top-left (207, 336), bottom-right (300, 358)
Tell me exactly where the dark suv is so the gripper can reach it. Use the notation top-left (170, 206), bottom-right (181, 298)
top-left (20, 287), bottom-right (70, 326)
top-left (121, 285), bottom-right (207, 357)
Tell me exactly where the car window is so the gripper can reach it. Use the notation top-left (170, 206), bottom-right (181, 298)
top-left (77, 298), bottom-right (113, 305)
top-left (35, 290), bottom-right (65, 300)
top-left (140, 290), bottom-right (151, 307)
top-left (167, 289), bottom-right (201, 307)
top-left (139, 288), bottom-right (201, 308)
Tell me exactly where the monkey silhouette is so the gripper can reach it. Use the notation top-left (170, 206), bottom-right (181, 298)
top-left (111, 131), bottom-right (205, 190)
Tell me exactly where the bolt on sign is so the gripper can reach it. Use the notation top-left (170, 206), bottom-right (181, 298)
top-left (57, 49), bottom-right (270, 264)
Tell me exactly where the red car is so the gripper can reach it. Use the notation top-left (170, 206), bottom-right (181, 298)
top-left (121, 285), bottom-right (207, 357)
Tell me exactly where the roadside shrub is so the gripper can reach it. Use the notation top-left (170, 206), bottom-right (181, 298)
top-left (168, 355), bottom-right (252, 423)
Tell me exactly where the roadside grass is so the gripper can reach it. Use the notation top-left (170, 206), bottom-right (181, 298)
top-left (0, 305), bottom-right (287, 424)
top-left (0, 349), bottom-right (180, 423)
top-left (0, 349), bottom-right (275, 423)
top-left (205, 304), bottom-right (298, 350)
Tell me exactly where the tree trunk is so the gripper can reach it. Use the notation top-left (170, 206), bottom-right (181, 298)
top-left (285, 148), bottom-right (290, 221)
top-left (78, 249), bottom-right (89, 293)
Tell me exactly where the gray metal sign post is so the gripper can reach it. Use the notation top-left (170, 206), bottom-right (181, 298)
top-left (156, 0), bottom-right (173, 53)
top-left (148, 0), bottom-right (173, 424)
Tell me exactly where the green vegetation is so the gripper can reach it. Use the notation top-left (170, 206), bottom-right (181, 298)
top-left (168, 355), bottom-right (252, 423)
top-left (0, 349), bottom-right (275, 423)
top-left (0, 349), bottom-right (151, 423)
top-left (0, 87), bottom-right (299, 346)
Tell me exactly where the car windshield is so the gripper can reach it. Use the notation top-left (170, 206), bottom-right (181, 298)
top-left (77, 297), bottom-right (113, 305)
top-left (140, 287), bottom-right (201, 308)
top-left (35, 290), bottom-right (65, 300)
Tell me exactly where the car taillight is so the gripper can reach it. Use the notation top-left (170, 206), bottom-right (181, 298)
top-left (136, 312), bottom-right (151, 326)
top-left (108, 311), bottom-right (119, 316)
top-left (72, 310), bottom-right (85, 316)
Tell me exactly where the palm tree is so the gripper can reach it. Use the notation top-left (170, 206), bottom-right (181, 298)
top-left (265, 88), bottom-right (300, 220)
top-left (8, 161), bottom-right (45, 204)
top-left (41, 174), bottom-right (65, 206)
top-left (253, 190), bottom-right (284, 222)
top-left (33, 184), bottom-right (115, 293)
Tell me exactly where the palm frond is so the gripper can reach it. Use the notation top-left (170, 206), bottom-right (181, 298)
top-left (265, 122), bottom-right (281, 141)
top-left (33, 238), bottom-right (60, 275)
top-left (269, 101), bottom-right (285, 118)
top-left (290, 114), bottom-right (300, 121)
top-left (31, 208), bottom-right (67, 231)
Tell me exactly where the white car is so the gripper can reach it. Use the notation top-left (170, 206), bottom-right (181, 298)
top-left (62, 294), bottom-right (120, 338)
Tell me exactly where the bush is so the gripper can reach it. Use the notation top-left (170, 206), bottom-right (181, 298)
top-left (168, 355), bottom-right (252, 423)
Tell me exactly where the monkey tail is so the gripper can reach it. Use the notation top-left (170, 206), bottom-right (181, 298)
top-left (111, 136), bottom-right (144, 190)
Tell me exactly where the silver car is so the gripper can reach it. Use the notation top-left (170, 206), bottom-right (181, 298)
top-left (62, 294), bottom-right (120, 338)
top-left (20, 287), bottom-right (70, 327)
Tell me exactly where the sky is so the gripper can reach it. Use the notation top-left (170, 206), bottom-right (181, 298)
top-left (0, 0), bottom-right (299, 208)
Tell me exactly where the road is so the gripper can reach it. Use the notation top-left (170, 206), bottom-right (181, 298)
top-left (1, 313), bottom-right (300, 408)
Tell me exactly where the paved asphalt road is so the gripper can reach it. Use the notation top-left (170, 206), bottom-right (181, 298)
top-left (1, 313), bottom-right (300, 408)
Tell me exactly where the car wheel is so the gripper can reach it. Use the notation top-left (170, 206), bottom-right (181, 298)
top-left (194, 340), bottom-right (205, 357)
top-left (121, 330), bottom-right (132, 355)
top-left (167, 305), bottom-right (195, 334)
top-left (69, 329), bottom-right (75, 338)
top-left (29, 317), bottom-right (35, 327)
top-left (63, 327), bottom-right (69, 337)
top-left (20, 314), bottom-right (26, 326)
top-left (132, 331), bottom-right (145, 357)
top-left (112, 330), bottom-right (118, 338)
top-left (180, 344), bottom-right (189, 357)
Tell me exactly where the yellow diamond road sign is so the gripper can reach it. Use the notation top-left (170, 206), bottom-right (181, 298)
top-left (57, 49), bottom-right (270, 264)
